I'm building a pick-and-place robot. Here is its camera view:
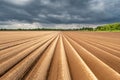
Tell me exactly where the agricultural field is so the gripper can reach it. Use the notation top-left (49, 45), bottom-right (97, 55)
top-left (0, 31), bottom-right (120, 80)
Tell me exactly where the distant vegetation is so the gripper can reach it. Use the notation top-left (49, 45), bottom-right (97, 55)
top-left (0, 23), bottom-right (120, 31)
top-left (95, 23), bottom-right (120, 31)
top-left (0, 28), bottom-right (94, 31)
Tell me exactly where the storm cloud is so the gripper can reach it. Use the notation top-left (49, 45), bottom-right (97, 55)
top-left (0, 0), bottom-right (120, 24)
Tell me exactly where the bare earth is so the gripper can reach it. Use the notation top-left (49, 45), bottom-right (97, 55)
top-left (0, 31), bottom-right (120, 80)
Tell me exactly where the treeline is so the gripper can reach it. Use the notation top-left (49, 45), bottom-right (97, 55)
top-left (95, 23), bottom-right (120, 31)
top-left (0, 27), bottom-right (94, 31)
top-left (0, 23), bottom-right (120, 31)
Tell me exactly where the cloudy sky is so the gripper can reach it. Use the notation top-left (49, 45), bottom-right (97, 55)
top-left (0, 0), bottom-right (120, 28)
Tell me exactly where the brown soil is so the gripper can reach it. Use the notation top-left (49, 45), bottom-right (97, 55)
top-left (0, 31), bottom-right (120, 80)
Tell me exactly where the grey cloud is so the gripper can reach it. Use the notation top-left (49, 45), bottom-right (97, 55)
top-left (3, 0), bottom-right (33, 6)
top-left (0, 0), bottom-right (120, 24)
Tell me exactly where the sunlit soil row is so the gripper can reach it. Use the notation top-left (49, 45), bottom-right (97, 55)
top-left (0, 31), bottom-right (120, 80)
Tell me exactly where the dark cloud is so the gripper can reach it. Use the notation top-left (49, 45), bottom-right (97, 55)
top-left (0, 0), bottom-right (120, 24)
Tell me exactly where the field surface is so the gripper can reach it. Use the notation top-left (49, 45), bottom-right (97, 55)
top-left (0, 31), bottom-right (120, 80)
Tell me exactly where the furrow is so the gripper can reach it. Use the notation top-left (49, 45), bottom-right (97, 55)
top-left (63, 35), bottom-right (98, 80)
top-left (0, 34), bottom-right (55, 62)
top-left (0, 35), bottom-right (56, 80)
top-left (24, 35), bottom-right (59, 80)
top-left (82, 39), bottom-right (120, 58)
top-left (0, 31), bottom-right (119, 80)
top-left (0, 35), bottom-right (56, 76)
top-left (66, 32), bottom-right (120, 51)
top-left (47, 35), bottom-right (71, 80)
top-left (65, 35), bottom-right (120, 80)
top-left (66, 35), bottom-right (120, 73)
top-left (0, 33), bottom-right (54, 51)
top-left (0, 32), bottom-right (52, 45)
top-left (67, 32), bottom-right (120, 58)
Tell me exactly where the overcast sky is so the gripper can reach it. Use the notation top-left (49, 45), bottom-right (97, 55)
top-left (0, 0), bottom-right (120, 28)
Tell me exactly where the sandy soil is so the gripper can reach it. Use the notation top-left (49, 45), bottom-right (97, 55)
top-left (0, 31), bottom-right (120, 80)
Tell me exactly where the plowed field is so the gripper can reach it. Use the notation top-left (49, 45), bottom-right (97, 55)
top-left (0, 31), bottom-right (120, 80)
